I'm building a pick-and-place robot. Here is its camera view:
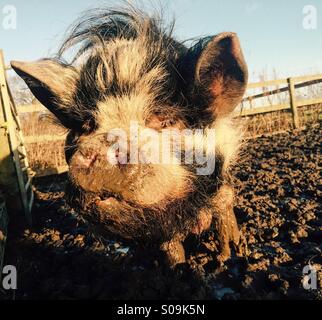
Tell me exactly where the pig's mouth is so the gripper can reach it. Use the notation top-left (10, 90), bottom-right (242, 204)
top-left (92, 190), bottom-right (134, 211)
top-left (95, 191), bottom-right (123, 204)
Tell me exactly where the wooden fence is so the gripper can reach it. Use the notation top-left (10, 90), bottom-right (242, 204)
top-left (0, 51), bottom-right (33, 268)
top-left (0, 52), bottom-right (33, 221)
top-left (14, 72), bottom-right (322, 177)
top-left (237, 73), bottom-right (322, 124)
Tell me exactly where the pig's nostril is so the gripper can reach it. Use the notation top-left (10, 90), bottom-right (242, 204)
top-left (106, 147), bottom-right (129, 165)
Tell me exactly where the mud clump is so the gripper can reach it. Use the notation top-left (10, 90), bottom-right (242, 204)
top-left (1, 125), bottom-right (321, 300)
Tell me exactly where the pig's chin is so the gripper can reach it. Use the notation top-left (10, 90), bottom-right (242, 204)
top-left (93, 188), bottom-right (172, 209)
top-left (70, 177), bottom-right (172, 209)
top-left (73, 179), bottom-right (187, 211)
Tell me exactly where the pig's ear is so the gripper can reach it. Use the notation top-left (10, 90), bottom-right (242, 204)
top-left (194, 32), bottom-right (248, 118)
top-left (10, 59), bottom-right (79, 129)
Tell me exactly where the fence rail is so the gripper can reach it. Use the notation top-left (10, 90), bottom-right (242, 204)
top-left (237, 73), bottom-right (322, 125)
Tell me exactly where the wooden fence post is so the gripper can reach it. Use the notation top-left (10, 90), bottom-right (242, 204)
top-left (287, 77), bottom-right (300, 129)
top-left (0, 50), bottom-right (33, 224)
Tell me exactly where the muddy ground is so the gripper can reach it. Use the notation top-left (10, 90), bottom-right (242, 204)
top-left (1, 125), bottom-right (321, 300)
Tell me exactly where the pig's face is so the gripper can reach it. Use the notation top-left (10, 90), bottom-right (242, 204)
top-left (64, 38), bottom-right (194, 208)
top-left (11, 10), bottom-right (248, 241)
top-left (66, 105), bottom-right (192, 208)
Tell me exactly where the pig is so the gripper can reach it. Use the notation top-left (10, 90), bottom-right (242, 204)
top-left (11, 7), bottom-right (248, 267)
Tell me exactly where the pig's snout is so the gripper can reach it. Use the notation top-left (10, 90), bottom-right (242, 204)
top-left (74, 153), bottom-right (98, 168)
top-left (74, 147), bottom-right (130, 169)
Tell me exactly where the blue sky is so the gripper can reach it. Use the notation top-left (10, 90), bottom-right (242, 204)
top-left (1, 0), bottom-right (322, 82)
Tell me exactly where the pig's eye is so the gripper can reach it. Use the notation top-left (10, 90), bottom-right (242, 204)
top-left (160, 119), bottom-right (175, 128)
top-left (80, 118), bottom-right (97, 134)
top-left (147, 115), bottom-right (176, 130)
